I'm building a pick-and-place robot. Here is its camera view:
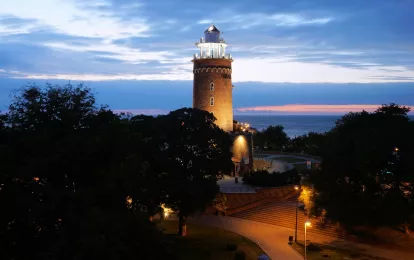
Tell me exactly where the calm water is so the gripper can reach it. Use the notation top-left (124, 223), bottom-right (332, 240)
top-left (234, 115), bottom-right (414, 138)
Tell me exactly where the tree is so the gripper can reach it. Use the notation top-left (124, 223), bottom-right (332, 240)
top-left (308, 104), bottom-right (414, 234)
top-left (0, 84), bottom-right (170, 259)
top-left (157, 108), bottom-right (234, 236)
top-left (254, 125), bottom-right (288, 151)
top-left (284, 132), bottom-right (326, 156)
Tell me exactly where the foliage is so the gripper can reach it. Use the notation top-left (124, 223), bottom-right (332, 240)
top-left (298, 181), bottom-right (317, 216)
top-left (242, 168), bottom-right (300, 187)
top-left (254, 125), bottom-right (288, 151)
top-left (253, 158), bottom-right (273, 171)
top-left (0, 84), bottom-right (234, 258)
top-left (134, 108), bottom-right (234, 235)
top-left (212, 193), bottom-right (228, 213)
top-left (284, 132), bottom-right (327, 156)
top-left (308, 104), bottom-right (414, 233)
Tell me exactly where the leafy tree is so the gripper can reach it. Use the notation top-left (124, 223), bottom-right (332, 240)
top-left (0, 84), bottom-right (169, 259)
top-left (157, 108), bottom-right (234, 236)
top-left (284, 132), bottom-right (326, 156)
top-left (308, 104), bottom-right (414, 234)
top-left (254, 125), bottom-right (288, 151)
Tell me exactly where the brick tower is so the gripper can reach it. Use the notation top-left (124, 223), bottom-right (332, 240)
top-left (192, 25), bottom-right (233, 132)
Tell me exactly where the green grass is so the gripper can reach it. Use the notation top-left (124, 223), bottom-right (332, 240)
top-left (291, 241), bottom-right (386, 260)
top-left (294, 163), bottom-right (307, 172)
top-left (159, 220), bottom-right (265, 260)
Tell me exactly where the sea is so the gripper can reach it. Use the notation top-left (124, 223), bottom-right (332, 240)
top-left (233, 115), bottom-right (414, 138)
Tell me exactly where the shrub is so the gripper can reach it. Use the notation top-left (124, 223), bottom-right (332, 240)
top-left (242, 168), bottom-right (300, 187)
top-left (234, 250), bottom-right (246, 260)
top-left (213, 193), bottom-right (228, 213)
top-left (306, 243), bottom-right (322, 252)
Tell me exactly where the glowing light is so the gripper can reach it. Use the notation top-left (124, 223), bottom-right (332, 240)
top-left (126, 196), bottom-right (133, 205)
top-left (33, 177), bottom-right (40, 182)
top-left (294, 185), bottom-right (299, 191)
top-left (305, 220), bottom-right (312, 227)
top-left (161, 204), bottom-right (173, 218)
top-left (395, 147), bottom-right (399, 152)
top-left (237, 135), bottom-right (245, 143)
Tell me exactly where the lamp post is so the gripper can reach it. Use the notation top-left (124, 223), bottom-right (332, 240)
top-left (294, 185), bottom-right (300, 242)
top-left (304, 220), bottom-right (311, 260)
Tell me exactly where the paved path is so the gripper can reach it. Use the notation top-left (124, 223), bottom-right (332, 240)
top-left (191, 215), bottom-right (414, 260)
top-left (191, 215), bottom-right (302, 260)
top-left (218, 176), bottom-right (256, 193)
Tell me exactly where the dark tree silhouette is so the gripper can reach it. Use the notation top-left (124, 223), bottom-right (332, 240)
top-left (308, 104), bottom-right (414, 234)
top-left (156, 108), bottom-right (233, 236)
top-left (284, 132), bottom-right (326, 155)
top-left (254, 125), bottom-right (289, 151)
top-left (0, 84), bottom-right (169, 260)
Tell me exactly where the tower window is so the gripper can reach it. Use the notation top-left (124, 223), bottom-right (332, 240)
top-left (210, 82), bottom-right (214, 91)
top-left (210, 97), bottom-right (214, 106)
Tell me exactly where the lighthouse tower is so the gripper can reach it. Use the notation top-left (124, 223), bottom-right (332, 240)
top-left (192, 25), bottom-right (233, 132)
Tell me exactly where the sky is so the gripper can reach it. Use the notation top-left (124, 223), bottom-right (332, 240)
top-left (0, 0), bottom-right (413, 115)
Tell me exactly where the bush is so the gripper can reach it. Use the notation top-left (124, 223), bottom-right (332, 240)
top-left (306, 243), bottom-right (322, 252)
top-left (242, 168), bottom-right (300, 187)
top-left (234, 249), bottom-right (246, 260)
top-left (226, 243), bottom-right (238, 251)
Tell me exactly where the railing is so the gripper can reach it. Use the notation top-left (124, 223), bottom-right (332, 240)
top-left (198, 38), bottom-right (226, 44)
top-left (193, 54), bottom-right (232, 60)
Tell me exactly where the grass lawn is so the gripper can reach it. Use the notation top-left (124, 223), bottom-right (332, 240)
top-left (159, 220), bottom-right (265, 260)
top-left (294, 163), bottom-right (307, 172)
top-left (291, 241), bottom-right (386, 260)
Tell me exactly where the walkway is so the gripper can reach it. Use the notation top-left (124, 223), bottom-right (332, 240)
top-left (218, 175), bottom-right (256, 193)
top-left (191, 215), bottom-right (302, 260)
top-left (191, 215), bottom-right (414, 260)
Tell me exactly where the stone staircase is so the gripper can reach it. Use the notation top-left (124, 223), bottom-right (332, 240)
top-left (230, 200), bottom-right (344, 239)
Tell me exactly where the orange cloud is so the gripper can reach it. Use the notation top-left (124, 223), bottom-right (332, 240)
top-left (235, 104), bottom-right (414, 114)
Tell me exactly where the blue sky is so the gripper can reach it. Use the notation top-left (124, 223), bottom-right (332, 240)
top-left (0, 0), bottom-right (413, 114)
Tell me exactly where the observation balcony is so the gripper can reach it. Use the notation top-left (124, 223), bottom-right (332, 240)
top-left (193, 53), bottom-right (232, 60)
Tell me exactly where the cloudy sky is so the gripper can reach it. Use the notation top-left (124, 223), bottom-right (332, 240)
top-left (0, 0), bottom-right (413, 114)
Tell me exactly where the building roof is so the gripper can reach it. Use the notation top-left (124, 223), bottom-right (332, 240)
top-left (205, 24), bottom-right (220, 33)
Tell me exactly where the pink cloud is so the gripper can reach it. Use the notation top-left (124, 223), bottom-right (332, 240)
top-left (235, 104), bottom-right (414, 114)
top-left (113, 109), bottom-right (168, 115)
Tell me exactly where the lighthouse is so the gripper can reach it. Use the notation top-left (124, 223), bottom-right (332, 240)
top-left (192, 24), bottom-right (233, 132)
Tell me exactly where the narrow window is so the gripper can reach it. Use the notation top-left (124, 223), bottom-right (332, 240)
top-left (210, 97), bottom-right (214, 106)
top-left (210, 82), bottom-right (214, 91)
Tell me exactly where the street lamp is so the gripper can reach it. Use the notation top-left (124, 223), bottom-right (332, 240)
top-left (294, 185), bottom-right (300, 242)
top-left (304, 220), bottom-right (311, 260)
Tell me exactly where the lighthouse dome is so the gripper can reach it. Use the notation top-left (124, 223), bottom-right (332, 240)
top-left (204, 24), bottom-right (221, 43)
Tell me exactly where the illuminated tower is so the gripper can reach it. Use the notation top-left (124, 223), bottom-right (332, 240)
top-left (192, 25), bottom-right (233, 132)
